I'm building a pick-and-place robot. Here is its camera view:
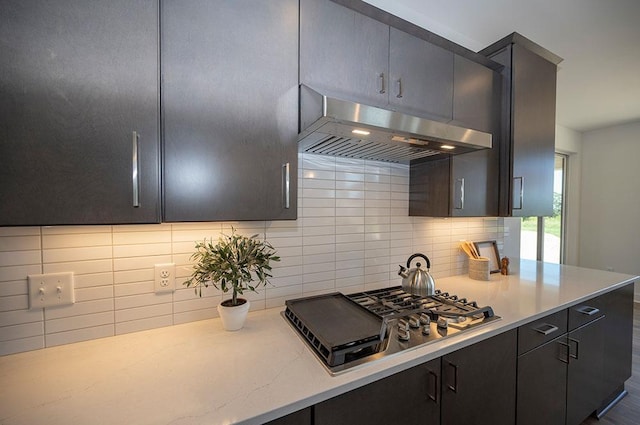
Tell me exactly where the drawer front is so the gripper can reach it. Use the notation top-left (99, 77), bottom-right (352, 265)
top-left (568, 296), bottom-right (606, 331)
top-left (518, 309), bottom-right (568, 355)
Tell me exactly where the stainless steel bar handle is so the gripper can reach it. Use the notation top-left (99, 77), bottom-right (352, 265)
top-left (378, 73), bottom-right (386, 94)
top-left (568, 337), bottom-right (579, 360)
top-left (454, 178), bottom-right (465, 210)
top-left (132, 131), bottom-right (140, 208)
top-left (446, 361), bottom-right (458, 393)
top-left (283, 162), bottom-right (290, 209)
top-left (558, 340), bottom-right (570, 364)
top-left (427, 370), bottom-right (438, 402)
top-left (513, 176), bottom-right (524, 210)
top-left (396, 78), bottom-right (403, 98)
top-left (533, 323), bottom-right (558, 336)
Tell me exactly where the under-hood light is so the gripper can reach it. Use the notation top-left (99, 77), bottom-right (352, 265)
top-left (441, 144), bottom-right (456, 150)
top-left (351, 129), bottom-right (370, 136)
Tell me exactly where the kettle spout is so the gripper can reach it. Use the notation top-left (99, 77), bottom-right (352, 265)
top-left (398, 265), bottom-right (409, 279)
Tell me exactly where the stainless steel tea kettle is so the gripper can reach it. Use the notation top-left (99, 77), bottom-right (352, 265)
top-left (398, 253), bottom-right (435, 296)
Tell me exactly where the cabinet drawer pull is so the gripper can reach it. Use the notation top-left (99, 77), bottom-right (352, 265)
top-left (533, 323), bottom-right (558, 336)
top-left (454, 178), bottom-right (465, 210)
top-left (427, 370), bottom-right (438, 402)
top-left (132, 131), bottom-right (140, 208)
top-left (558, 341), bottom-right (570, 364)
top-left (395, 78), bottom-right (403, 98)
top-left (576, 306), bottom-right (599, 316)
top-left (446, 361), bottom-right (458, 393)
top-left (513, 176), bottom-right (524, 210)
top-left (378, 73), bottom-right (386, 94)
top-left (568, 337), bottom-right (579, 360)
top-left (283, 163), bottom-right (290, 209)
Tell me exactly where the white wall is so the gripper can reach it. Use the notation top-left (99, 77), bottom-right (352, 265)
top-left (0, 153), bottom-right (505, 356)
top-left (579, 120), bottom-right (640, 299)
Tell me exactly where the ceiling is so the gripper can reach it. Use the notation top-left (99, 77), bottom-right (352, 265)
top-left (364, 0), bottom-right (640, 132)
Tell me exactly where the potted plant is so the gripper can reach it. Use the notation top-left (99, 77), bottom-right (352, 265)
top-left (184, 228), bottom-right (280, 331)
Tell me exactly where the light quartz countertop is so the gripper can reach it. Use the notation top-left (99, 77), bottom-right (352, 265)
top-left (0, 261), bottom-right (636, 425)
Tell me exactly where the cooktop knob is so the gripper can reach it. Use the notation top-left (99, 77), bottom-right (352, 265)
top-left (398, 319), bottom-right (409, 331)
top-left (437, 317), bottom-right (448, 329)
top-left (408, 315), bottom-right (420, 328)
top-left (422, 325), bottom-right (431, 335)
top-left (397, 328), bottom-right (410, 341)
top-left (419, 313), bottom-right (431, 325)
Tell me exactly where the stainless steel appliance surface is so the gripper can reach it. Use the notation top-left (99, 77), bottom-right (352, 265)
top-left (284, 286), bottom-right (500, 375)
top-left (298, 85), bottom-right (492, 164)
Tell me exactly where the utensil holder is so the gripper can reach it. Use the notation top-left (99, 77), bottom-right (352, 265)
top-left (469, 257), bottom-right (490, 281)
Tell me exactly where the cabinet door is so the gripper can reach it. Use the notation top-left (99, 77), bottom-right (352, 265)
top-left (509, 43), bottom-right (556, 217)
top-left (517, 336), bottom-right (567, 425)
top-left (0, 0), bottom-right (160, 225)
top-left (162, 0), bottom-right (298, 221)
top-left (441, 330), bottom-right (517, 425)
top-left (566, 316), bottom-right (605, 425)
top-left (315, 358), bottom-right (441, 425)
top-left (389, 28), bottom-right (453, 120)
top-left (300, 0), bottom-right (389, 108)
top-left (600, 283), bottom-right (634, 401)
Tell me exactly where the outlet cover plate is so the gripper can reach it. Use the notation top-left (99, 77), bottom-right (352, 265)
top-left (28, 272), bottom-right (75, 309)
top-left (154, 263), bottom-right (176, 293)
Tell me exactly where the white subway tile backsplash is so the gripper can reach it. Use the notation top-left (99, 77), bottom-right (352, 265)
top-left (0, 336), bottom-right (44, 356)
top-left (0, 321), bottom-right (42, 342)
top-left (46, 311), bottom-right (113, 334)
top-left (0, 154), bottom-right (505, 356)
top-left (0, 236), bottom-right (41, 252)
top-left (42, 233), bottom-right (111, 249)
top-left (0, 250), bottom-right (41, 267)
top-left (46, 324), bottom-right (114, 347)
top-left (0, 295), bottom-right (28, 311)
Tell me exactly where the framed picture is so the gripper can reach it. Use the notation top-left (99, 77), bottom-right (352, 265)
top-left (473, 240), bottom-right (501, 273)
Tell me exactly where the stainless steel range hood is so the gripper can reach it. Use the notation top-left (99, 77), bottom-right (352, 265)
top-left (298, 85), bottom-right (492, 164)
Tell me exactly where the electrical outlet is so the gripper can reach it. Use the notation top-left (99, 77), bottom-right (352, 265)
top-left (28, 272), bottom-right (75, 309)
top-left (154, 263), bottom-right (176, 293)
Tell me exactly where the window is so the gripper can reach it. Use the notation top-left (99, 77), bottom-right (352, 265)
top-left (520, 154), bottom-right (567, 263)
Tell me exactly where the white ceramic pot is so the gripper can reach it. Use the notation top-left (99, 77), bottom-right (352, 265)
top-left (217, 298), bottom-right (250, 331)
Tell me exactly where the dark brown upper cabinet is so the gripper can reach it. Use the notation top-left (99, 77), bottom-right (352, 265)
top-left (481, 33), bottom-right (562, 217)
top-left (300, 0), bottom-right (454, 122)
top-left (0, 0), bottom-right (161, 225)
top-left (409, 56), bottom-right (501, 217)
top-left (161, 0), bottom-right (298, 222)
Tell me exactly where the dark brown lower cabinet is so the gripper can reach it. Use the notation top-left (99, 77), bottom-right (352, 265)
top-left (441, 329), bottom-right (517, 425)
top-left (566, 316), bottom-right (605, 424)
top-left (315, 358), bottom-right (441, 425)
top-left (517, 335), bottom-right (568, 425)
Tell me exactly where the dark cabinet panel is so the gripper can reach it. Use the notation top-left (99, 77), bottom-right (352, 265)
top-left (409, 56), bottom-right (500, 217)
top-left (566, 316), bottom-right (605, 425)
top-left (315, 358), bottom-right (441, 425)
top-left (162, 0), bottom-right (298, 221)
top-left (389, 28), bottom-right (453, 120)
top-left (441, 329), bottom-right (517, 425)
top-left (0, 0), bottom-right (160, 225)
top-left (517, 308), bottom-right (568, 355)
top-left (517, 335), bottom-right (568, 425)
top-left (600, 283), bottom-right (634, 401)
top-left (482, 35), bottom-right (558, 217)
top-left (300, 0), bottom-right (389, 108)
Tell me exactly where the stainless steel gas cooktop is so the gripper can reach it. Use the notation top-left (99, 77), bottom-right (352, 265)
top-left (284, 286), bottom-right (500, 375)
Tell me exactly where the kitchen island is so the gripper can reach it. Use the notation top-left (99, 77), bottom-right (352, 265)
top-left (0, 261), bottom-right (636, 425)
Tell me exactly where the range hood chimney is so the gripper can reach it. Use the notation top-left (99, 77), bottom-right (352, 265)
top-left (298, 85), bottom-right (492, 164)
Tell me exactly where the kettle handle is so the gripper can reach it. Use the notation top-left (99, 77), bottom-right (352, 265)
top-left (407, 253), bottom-right (430, 270)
